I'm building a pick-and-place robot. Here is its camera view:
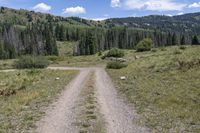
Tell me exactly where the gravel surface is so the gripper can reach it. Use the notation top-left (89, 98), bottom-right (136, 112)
top-left (36, 67), bottom-right (150, 133)
top-left (36, 68), bottom-right (90, 133)
top-left (95, 68), bottom-right (150, 133)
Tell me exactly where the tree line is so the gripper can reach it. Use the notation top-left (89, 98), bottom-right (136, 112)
top-left (0, 22), bottom-right (58, 59)
top-left (54, 24), bottom-right (199, 55)
top-left (0, 22), bottom-right (199, 59)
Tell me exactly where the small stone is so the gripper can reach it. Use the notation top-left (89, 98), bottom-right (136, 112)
top-left (120, 76), bottom-right (126, 80)
top-left (56, 77), bottom-right (60, 80)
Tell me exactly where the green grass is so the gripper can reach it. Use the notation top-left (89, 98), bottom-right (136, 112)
top-left (0, 59), bottom-right (15, 70)
top-left (107, 45), bottom-right (200, 132)
top-left (0, 69), bottom-right (78, 133)
top-left (57, 41), bottom-right (76, 56)
top-left (50, 54), bottom-right (106, 67)
top-left (75, 73), bottom-right (106, 133)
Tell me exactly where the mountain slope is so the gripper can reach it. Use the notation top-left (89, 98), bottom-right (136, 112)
top-left (105, 13), bottom-right (200, 34)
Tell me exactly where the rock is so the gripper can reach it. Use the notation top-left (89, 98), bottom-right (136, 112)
top-left (120, 76), bottom-right (126, 80)
top-left (56, 77), bottom-right (60, 80)
top-left (135, 56), bottom-right (140, 59)
top-left (116, 58), bottom-right (127, 62)
top-left (105, 57), bottom-right (127, 62)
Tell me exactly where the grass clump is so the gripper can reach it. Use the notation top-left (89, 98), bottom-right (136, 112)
top-left (179, 46), bottom-right (187, 50)
top-left (136, 38), bottom-right (153, 52)
top-left (173, 49), bottom-right (182, 55)
top-left (107, 61), bottom-right (127, 69)
top-left (15, 55), bottom-right (49, 69)
top-left (0, 70), bottom-right (78, 132)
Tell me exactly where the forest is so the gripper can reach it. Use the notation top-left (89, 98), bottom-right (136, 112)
top-left (0, 7), bottom-right (200, 59)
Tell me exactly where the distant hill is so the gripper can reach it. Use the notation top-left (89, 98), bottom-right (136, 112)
top-left (105, 13), bottom-right (200, 34)
top-left (0, 6), bottom-right (199, 58)
top-left (0, 7), bottom-right (101, 27)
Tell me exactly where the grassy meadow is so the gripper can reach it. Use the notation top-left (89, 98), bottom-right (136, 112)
top-left (0, 69), bottom-right (78, 133)
top-left (107, 46), bottom-right (200, 132)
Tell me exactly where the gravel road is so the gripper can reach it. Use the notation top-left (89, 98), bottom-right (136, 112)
top-left (36, 67), bottom-right (150, 133)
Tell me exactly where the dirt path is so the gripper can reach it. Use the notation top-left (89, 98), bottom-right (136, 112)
top-left (95, 68), bottom-right (150, 133)
top-left (36, 67), bottom-right (150, 133)
top-left (36, 68), bottom-right (90, 133)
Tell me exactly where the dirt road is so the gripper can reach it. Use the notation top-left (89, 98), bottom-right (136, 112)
top-left (36, 67), bottom-right (150, 133)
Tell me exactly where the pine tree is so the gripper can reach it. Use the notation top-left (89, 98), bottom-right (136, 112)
top-left (172, 33), bottom-right (178, 45)
top-left (180, 35), bottom-right (186, 45)
top-left (192, 35), bottom-right (199, 45)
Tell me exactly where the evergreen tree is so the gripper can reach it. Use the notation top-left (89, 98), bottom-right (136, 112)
top-left (172, 33), bottom-right (178, 45)
top-left (192, 35), bottom-right (199, 45)
top-left (180, 35), bottom-right (186, 45)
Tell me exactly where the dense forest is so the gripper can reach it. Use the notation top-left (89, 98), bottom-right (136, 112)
top-left (0, 7), bottom-right (199, 58)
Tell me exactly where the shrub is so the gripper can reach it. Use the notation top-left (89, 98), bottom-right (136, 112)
top-left (98, 51), bottom-right (102, 56)
top-left (106, 61), bottom-right (128, 69)
top-left (151, 49), bottom-right (157, 52)
top-left (15, 55), bottom-right (49, 69)
top-left (173, 49), bottom-right (182, 55)
top-left (104, 48), bottom-right (125, 58)
top-left (179, 46), bottom-right (187, 50)
top-left (136, 38), bottom-right (153, 52)
top-left (160, 47), bottom-right (167, 51)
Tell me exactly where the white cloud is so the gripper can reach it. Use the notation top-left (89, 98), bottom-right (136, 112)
top-left (33, 3), bottom-right (51, 12)
top-left (111, 0), bottom-right (121, 7)
top-left (112, 0), bottom-right (186, 11)
top-left (62, 6), bottom-right (86, 15)
top-left (188, 2), bottom-right (200, 8)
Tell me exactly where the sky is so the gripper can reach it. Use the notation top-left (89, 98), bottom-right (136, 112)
top-left (0, 0), bottom-right (200, 20)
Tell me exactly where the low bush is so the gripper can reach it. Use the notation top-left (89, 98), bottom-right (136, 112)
top-left (102, 48), bottom-right (124, 59)
top-left (160, 47), bottom-right (167, 51)
top-left (173, 49), bottom-right (182, 55)
top-left (179, 46), bottom-right (187, 50)
top-left (15, 55), bottom-right (49, 69)
top-left (151, 49), bottom-right (157, 52)
top-left (136, 38), bottom-right (153, 52)
top-left (106, 61), bottom-right (128, 69)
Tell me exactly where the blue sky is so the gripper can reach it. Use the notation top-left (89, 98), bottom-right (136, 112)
top-left (0, 0), bottom-right (200, 20)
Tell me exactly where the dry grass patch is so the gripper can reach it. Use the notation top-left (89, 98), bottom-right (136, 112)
top-left (0, 69), bottom-right (78, 133)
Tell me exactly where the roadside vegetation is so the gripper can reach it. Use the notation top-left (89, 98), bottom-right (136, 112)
top-left (107, 45), bottom-right (200, 132)
top-left (75, 72), bottom-right (106, 133)
top-left (14, 56), bottom-right (49, 69)
top-left (0, 59), bottom-right (15, 70)
top-left (102, 48), bottom-right (125, 59)
top-left (0, 69), bottom-right (78, 133)
top-left (106, 61), bottom-right (127, 69)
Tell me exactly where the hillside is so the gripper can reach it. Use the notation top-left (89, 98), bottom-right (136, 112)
top-left (0, 7), bottom-right (199, 59)
top-left (105, 13), bottom-right (200, 34)
top-left (0, 7), bottom-right (100, 27)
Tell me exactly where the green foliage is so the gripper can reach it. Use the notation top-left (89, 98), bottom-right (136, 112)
top-left (104, 48), bottom-right (125, 58)
top-left (106, 61), bottom-right (127, 69)
top-left (179, 46), bottom-right (187, 50)
top-left (136, 38), bottom-right (153, 52)
top-left (107, 46), bottom-right (200, 132)
top-left (172, 33), bottom-right (178, 45)
top-left (192, 35), bottom-right (199, 45)
top-left (0, 69), bottom-right (78, 132)
top-left (180, 35), bottom-right (186, 45)
top-left (151, 48), bottom-right (157, 52)
top-left (14, 55), bottom-right (49, 69)
top-left (173, 49), bottom-right (182, 55)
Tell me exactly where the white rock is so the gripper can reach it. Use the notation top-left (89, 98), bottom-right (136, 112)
top-left (120, 76), bottom-right (126, 80)
top-left (56, 77), bottom-right (60, 80)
